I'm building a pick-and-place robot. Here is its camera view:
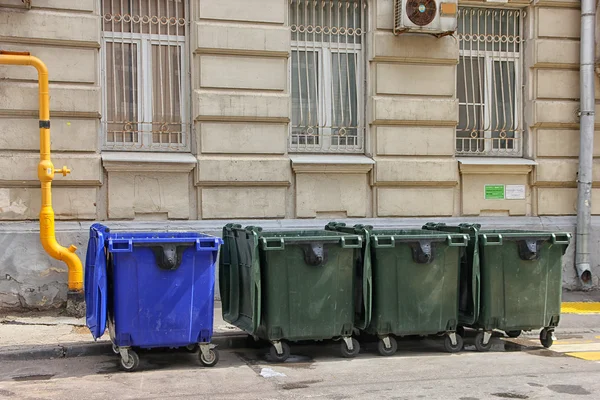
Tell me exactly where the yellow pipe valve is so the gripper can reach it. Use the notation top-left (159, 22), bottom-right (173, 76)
top-left (55, 166), bottom-right (71, 177)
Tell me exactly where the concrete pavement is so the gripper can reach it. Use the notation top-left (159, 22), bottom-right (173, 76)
top-left (2, 295), bottom-right (600, 361)
top-left (0, 302), bottom-right (247, 361)
top-left (1, 331), bottom-right (600, 399)
top-left (0, 297), bottom-right (600, 398)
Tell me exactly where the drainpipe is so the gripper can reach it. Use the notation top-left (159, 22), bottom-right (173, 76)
top-left (0, 51), bottom-right (84, 299)
top-left (576, 0), bottom-right (596, 286)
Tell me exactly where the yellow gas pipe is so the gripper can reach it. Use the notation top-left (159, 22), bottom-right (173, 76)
top-left (0, 51), bottom-right (83, 293)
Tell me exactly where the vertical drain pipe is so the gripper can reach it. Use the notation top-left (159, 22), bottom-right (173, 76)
top-left (576, 0), bottom-right (596, 286)
top-left (0, 51), bottom-right (84, 311)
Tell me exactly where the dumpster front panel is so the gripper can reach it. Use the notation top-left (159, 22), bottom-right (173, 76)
top-left (260, 241), bottom-right (355, 341)
top-left (479, 234), bottom-right (565, 331)
top-left (108, 233), bottom-right (220, 349)
top-left (254, 230), bottom-right (361, 342)
top-left (368, 231), bottom-right (463, 336)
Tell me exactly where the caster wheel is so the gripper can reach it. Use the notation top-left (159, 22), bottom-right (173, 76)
top-left (185, 344), bottom-right (199, 353)
top-left (444, 334), bottom-right (463, 354)
top-left (377, 337), bottom-right (398, 357)
top-left (340, 338), bottom-right (360, 358)
top-left (475, 332), bottom-right (492, 352)
top-left (269, 342), bottom-right (290, 363)
top-left (112, 343), bottom-right (119, 355)
top-left (506, 330), bottom-right (522, 338)
top-left (199, 348), bottom-right (220, 367)
top-left (120, 350), bottom-right (140, 372)
top-left (540, 329), bottom-right (554, 348)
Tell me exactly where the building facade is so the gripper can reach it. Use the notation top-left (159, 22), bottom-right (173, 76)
top-left (0, 0), bottom-right (598, 309)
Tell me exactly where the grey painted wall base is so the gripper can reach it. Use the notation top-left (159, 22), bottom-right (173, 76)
top-left (0, 216), bottom-right (595, 311)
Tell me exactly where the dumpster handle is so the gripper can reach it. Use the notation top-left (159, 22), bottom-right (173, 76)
top-left (108, 239), bottom-right (133, 253)
top-left (373, 236), bottom-right (395, 248)
top-left (261, 237), bottom-right (285, 251)
top-left (195, 238), bottom-right (221, 252)
top-left (552, 233), bottom-right (571, 245)
top-left (340, 236), bottom-right (363, 249)
top-left (447, 235), bottom-right (469, 247)
top-left (481, 234), bottom-right (503, 246)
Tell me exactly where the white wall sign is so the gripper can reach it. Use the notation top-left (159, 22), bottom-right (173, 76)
top-left (505, 185), bottom-right (526, 200)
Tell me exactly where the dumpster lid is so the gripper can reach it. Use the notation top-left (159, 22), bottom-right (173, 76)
top-left (85, 223), bottom-right (108, 340)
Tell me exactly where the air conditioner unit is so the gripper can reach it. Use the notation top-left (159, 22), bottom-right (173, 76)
top-left (393, 0), bottom-right (457, 37)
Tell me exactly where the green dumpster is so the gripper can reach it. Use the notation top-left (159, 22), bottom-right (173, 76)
top-left (219, 224), bottom-right (371, 362)
top-left (326, 222), bottom-right (470, 356)
top-left (422, 223), bottom-right (571, 351)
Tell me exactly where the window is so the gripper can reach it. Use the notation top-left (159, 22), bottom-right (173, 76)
top-left (289, 0), bottom-right (366, 153)
top-left (101, 0), bottom-right (189, 151)
top-left (456, 7), bottom-right (524, 156)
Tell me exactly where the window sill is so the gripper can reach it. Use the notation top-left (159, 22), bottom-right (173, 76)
top-left (102, 152), bottom-right (197, 173)
top-left (457, 157), bottom-right (536, 175)
top-left (290, 154), bottom-right (375, 174)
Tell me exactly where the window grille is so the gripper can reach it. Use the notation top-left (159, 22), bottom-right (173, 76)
top-left (101, 0), bottom-right (190, 152)
top-left (456, 7), bottom-right (524, 157)
top-left (289, 0), bottom-right (366, 153)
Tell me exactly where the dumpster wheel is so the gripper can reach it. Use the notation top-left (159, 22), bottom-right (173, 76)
top-left (340, 337), bottom-right (360, 358)
top-left (185, 344), bottom-right (200, 353)
top-left (199, 348), bottom-right (220, 367)
top-left (443, 333), bottom-right (463, 353)
top-left (540, 329), bottom-right (554, 348)
top-left (119, 349), bottom-right (140, 372)
top-left (377, 336), bottom-right (398, 357)
top-left (505, 330), bottom-right (522, 338)
top-left (474, 331), bottom-right (492, 352)
top-left (270, 341), bottom-right (290, 363)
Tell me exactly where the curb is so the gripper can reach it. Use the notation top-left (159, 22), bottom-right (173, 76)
top-left (0, 332), bottom-right (250, 362)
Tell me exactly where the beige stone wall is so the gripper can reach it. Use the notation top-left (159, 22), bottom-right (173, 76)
top-left (0, 0), bottom-right (595, 221)
top-left (0, 1), bottom-right (101, 221)
top-left (371, 0), bottom-right (459, 217)
top-left (529, 0), bottom-right (599, 216)
top-left (192, 0), bottom-right (292, 219)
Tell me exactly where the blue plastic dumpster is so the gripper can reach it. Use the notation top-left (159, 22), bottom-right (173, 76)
top-left (85, 223), bottom-right (222, 372)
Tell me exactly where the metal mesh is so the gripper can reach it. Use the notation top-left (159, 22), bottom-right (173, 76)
top-left (289, 0), bottom-right (367, 153)
top-left (101, 0), bottom-right (190, 152)
top-left (456, 7), bottom-right (524, 157)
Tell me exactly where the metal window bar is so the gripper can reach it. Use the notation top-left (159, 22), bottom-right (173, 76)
top-left (456, 7), bottom-right (524, 157)
top-left (101, 0), bottom-right (190, 152)
top-left (289, 0), bottom-right (366, 153)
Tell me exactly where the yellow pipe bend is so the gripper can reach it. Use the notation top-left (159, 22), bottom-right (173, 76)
top-left (0, 51), bottom-right (83, 292)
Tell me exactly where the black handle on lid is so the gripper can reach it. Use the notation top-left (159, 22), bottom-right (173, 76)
top-left (148, 244), bottom-right (192, 270)
top-left (410, 241), bottom-right (435, 264)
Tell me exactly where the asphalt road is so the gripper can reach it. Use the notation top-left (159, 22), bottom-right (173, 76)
top-left (0, 331), bottom-right (599, 400)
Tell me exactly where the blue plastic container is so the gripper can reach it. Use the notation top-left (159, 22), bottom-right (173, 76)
top-left (85, 223), bottom-right (223, 371)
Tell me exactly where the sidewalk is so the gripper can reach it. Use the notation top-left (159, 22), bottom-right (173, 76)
top-left (2, 295), bottom-right (600, 361)
top-left (0, 302), bottom-right (247, 361)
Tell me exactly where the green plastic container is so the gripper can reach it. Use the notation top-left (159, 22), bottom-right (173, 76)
top-left (219, 224), bottom-right (371, 362)
top-left (422, 223), bottom-right (571, 351)
top-left (326, 223), bottom-right (470, 356)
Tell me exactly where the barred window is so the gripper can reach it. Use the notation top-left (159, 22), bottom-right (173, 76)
top-left (456, 7), bottom-right (524, 157)
top-left (289, 0), bottom-right (366, 153)
top-left (101, 0), bottom-right (189, 151)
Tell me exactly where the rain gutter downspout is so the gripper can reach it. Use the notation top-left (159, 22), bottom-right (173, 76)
top-left (576, 0), bottom-right (596, 286)
top-left (0, 51), bottom-right (83, 296)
